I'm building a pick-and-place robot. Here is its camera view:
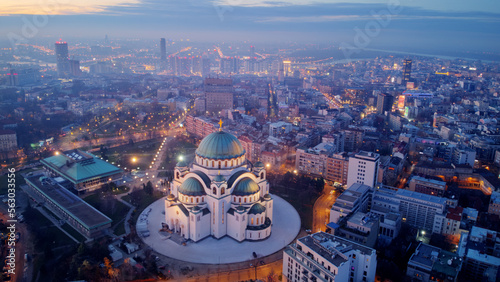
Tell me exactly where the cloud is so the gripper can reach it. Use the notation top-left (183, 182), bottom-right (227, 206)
top-left (258, 14), bottom-right (500, 23)
top-left (0, 0), bottom-right (140, 15)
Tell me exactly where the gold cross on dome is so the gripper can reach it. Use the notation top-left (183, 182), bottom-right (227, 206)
top-left (218, 119), bottom-right (223, 131)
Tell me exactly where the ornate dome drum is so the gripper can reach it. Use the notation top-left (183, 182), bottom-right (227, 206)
top-left (195, 131), bottom-right (246, 169)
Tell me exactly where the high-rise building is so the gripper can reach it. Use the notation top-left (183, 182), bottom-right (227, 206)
top-left (330, 183), bottom-right (372, 224)
top-left (249, 45), bottom-right (255, 57)
top-left (408, 176), bottom-right (447, 197)
top-left (347, 151), bottom-right (380, 188)
top-left (68, 60), bottom-right (81, 76)
top-left (402, 59), bottom-right (412, 85)
top-left (55, 41), bottom-right (70, 77)
top-left (160, 38), bottom-right (166, 61)
top-left (283, 232), bottom-right (377, 282)
top-left (342, 128), bottom-right (364, 152)
top-left (325, 153), bottom-right (349, 185)
top-left (376, 93), bottom-right (394, 114)
top-left (6, 64), bottom-right (18, 86)
top-left (372, 187), bottom-right (447, 231)
top-left (204, 78), bottom-right (233, 113)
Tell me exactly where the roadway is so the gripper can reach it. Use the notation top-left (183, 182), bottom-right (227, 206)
top-left (183, 259), bottom-right (282, 282)
top-left (312, 183), bottom-right (339, 233)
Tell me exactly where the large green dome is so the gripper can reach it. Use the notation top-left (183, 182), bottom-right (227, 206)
top-left (196, 131), bottom-right (245, 160)
top-left (232, 177), bottom-right (259, 196)
top-left (178, 177), bottom-right (206, 196)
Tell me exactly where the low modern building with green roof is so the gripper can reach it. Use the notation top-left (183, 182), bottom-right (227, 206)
top-left (41, 149), bottom-right (123, 194)
top-left (23, 173), bottom-right (112, 239)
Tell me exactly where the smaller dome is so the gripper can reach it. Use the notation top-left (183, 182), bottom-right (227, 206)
top-left (178, 177), bottom-right (206, 196)
top-left (233, 178), bottom-right (260, 196)
top-left (213, 174), bottom-right (226, 182)
top-left (192, 206), bottom-right (201, 212)
top-left (176, 160), bottom-right (188, 167)
top-left (167, 194), bottom-right (175, 201)
top-left (263, 194), bottom-right (271, 200)
top-left (254, 161), bottom-right (264, 168)
top-left (248, 203), bottom-right (266, 215)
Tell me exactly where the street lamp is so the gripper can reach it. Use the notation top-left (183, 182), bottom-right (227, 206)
top-left (131, 157), bottom-right (137, 163)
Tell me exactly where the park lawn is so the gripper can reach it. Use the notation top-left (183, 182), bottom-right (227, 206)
top-left (105, 138), bottom-right (163, 170)
top-left (113, 220), bottom-right (126, 236)
top-left (112, 185), bottom-right (130, 195)
top-left (83, 193), bottom-right (130, 224)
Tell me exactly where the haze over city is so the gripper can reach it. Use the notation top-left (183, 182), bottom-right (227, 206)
top-left (1, 0), bottom-right (500, 282)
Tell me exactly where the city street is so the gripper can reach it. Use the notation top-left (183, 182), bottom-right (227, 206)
top-left (312, 183), bottom-right (339, 233)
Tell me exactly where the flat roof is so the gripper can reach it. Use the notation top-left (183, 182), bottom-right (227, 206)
top-left (409, 243), bottom-right (440, 268)
top-left (41, 149), bottom-right (122, 183)
top-left (410, 176), bottom-right (446, 186)
top-left (396, 189), bottom-right (447, 205)
top-left (25, 174), bottom-right (112, 230)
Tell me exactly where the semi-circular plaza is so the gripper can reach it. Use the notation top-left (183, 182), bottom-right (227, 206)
top-left (137, 194), bottom-right (301, 264)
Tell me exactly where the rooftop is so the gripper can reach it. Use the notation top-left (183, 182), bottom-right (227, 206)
top-left (354, 150), bottom-right (380, 160)
top-left (409, 242), bottom-right (462, 278)
top-left (410, 176), bottom-right (446, 186)
top-left (25, 174), bottom-right (112, 230)
top-left (41, 149), bottom-right (122, 184)
top-left (297, 232), bottom-right (374, 267)
top-left (395, 189), bottom-right (447, 206)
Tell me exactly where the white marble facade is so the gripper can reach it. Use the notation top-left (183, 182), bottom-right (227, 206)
top-left (165, 130), bottom-right (273, 242)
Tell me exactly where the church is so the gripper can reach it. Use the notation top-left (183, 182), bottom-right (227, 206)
top-left (165, 124), bottom-right (274, 242)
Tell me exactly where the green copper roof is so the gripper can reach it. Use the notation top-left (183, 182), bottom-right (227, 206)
top-left (178, 177), bottom-right (206, 196)
top-left (248, 203), bottom-right (266, 215)
top-left (213, 174), bottom-right (226, 182)
top-left (41, 152), bottom-right (122, 183)
top-left (254, 161), bottom-right (264, 168)
top-left (227, 170), bottom-right (248, 188)
top-left (233, 177), bottom-right (260, 196)
top-left (196, 131), bottom-right (245, 160)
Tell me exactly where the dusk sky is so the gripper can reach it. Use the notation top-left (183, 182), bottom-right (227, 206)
top-left (1, 0), bottom-right (500, 53)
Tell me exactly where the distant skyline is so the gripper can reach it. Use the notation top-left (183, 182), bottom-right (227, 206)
top-left (1, 0), bottom-right (500, 54)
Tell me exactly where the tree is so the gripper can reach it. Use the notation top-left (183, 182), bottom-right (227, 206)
top-left (144, 181), bottom-right (154, 195)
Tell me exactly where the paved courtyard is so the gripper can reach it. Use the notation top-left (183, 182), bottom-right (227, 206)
top-left (138, 195), bottom-right (301, 264)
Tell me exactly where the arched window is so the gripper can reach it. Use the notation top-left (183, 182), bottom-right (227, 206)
top-left (202, 197), bottom-right (204, 202)
top-left (260, 172), bottom-right (264, 179)
top-left (231, 160), bottom-right (234, 166)
top-left (256, 218), bottom-right (259, 225)
top-left (190, 198), bottom-right (193, 203)
top-left (221, 187), bottom-right (225, 195)
top-left (251, 218), bottom-right (254, 225)
top-left (212, 161), bottom-right (214, 167)
top-left (196, 198), bottom-right (199, 203)
top-left (225, 160), bottom-right (228, 167)
top-left (213, 187), bottom-right (217, 195)
top-left (244, 198), bottom-right (247, 203)
top-left (218, 161), bottom-right (221, 169)
top-left (176, 172), bottom-right (180, 179)
top-left (239, 198), bottom-right (241, 203)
